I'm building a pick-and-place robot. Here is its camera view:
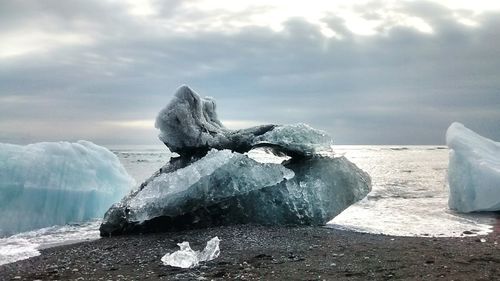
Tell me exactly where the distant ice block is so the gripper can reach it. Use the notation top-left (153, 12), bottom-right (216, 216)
top-left (0, 141), bottom-right (134, 236)
top-left (161, 236), bottom-right (220, 268)
top-left (446, 122), bottom-right (500, 212)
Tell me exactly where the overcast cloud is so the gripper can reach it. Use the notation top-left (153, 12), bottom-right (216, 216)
top-left (0, 0), bottom-right (499, 145)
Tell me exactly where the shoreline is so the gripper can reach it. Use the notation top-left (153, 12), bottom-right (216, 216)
top-left (1, 225), bottom-right (499, 280)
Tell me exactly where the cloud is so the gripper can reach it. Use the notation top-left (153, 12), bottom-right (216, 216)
top-left (0, 0), bottom-right (499, 144)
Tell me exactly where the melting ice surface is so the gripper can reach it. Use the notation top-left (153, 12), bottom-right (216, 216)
top-left (100, 147), bottom-right (370, 235)
top-left (446, 122), bottom-right (500, 212)
top-left (0, 141), bottom-right (135, 236)
top-left (161, 236), bottom-right (220, 268)
top-left (127, 149), bottom-right (294, 223)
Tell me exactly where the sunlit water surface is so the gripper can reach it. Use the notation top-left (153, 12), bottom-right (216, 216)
top-left (1, 145), bottom-right (498, 265)
top-left (328, 145), bottom-right (497, 237)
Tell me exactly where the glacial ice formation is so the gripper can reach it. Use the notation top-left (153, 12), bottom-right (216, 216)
top-left (126, 149), bottom-right (294, 223)
top-left (161, 236), bottom-right (220, 268)
top-left (0, 141), bottom-right (134, 236)
top-left (100, 150), bottom-right (370, 235)
top-left (446, 122), bottom-right (500, 213)
top-left (155, 85), bottom-right (333, 157)
top-left (100, 85), bottom-right (371, 236)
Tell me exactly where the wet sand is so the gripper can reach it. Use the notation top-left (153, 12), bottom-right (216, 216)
top-left (1, 225), bottom-right (499, 280)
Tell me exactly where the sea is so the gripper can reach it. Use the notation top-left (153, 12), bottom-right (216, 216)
top-left (1, 145), bottom-right (498, 265)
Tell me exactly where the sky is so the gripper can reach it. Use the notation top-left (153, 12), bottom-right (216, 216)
top-left (1, 0), bottom-right (499, 145)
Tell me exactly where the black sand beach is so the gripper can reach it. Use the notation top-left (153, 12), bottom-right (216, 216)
top-left (1, 224), bottom-right (499, 280)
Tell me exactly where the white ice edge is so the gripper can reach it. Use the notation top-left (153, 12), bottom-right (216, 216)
top-left (446, 122), bottom-right (500, 213)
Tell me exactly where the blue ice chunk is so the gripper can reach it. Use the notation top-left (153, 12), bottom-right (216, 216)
top-left (447, 122), bottom-right (500, 212)
top-left (0, 141), bottom-right (134, 236)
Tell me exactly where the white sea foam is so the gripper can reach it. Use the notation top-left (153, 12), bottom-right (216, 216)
top-left (0, 220), bottom-right (100, 265)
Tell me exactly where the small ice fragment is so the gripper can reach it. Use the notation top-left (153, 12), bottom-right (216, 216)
top-left (161, 237), bottom-right (220, 268)
top-left (161, 242), bottom-right (198, 268)
top-left (198, 236), bottom-right (221, 261)
top-left (480, 238), bottom-right (486, 243)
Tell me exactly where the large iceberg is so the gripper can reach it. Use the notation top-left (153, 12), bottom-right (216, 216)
top-left (100, 86), bottom-right (371, 236)
top-left (446, 122), bottom-right (500, 212)
top-left (0, 141), bottom-right (134, 236)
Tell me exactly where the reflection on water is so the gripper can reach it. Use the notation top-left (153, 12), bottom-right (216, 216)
top-left (108, 145), bottom-right (171, 183)
top-left (329, 145), bottom-right (497, 237)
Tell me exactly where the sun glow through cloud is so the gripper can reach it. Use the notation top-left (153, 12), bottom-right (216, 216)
top-left (174, 0), bottom-right (499, 36)
top-left (0, 32), bottom-right (93, 58)
top-left (103, 120), bottom-right (155, 129)
top-left (1, 0), bottom-right (500, 144)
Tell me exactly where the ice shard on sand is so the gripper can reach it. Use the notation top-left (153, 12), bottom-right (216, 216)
top-left (161, 236), bottom-right (220, 268)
